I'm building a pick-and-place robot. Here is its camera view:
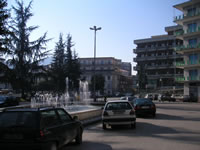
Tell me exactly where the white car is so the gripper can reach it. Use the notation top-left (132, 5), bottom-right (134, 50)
top-left (102, 100), bottom-right (136, 129)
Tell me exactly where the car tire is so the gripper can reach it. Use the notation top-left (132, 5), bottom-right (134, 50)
top-left (48, 142), bottom-right (57, 150)
top-left (131, 122), bottom-right (136, 129)
top-left (152, 112), bottom-right (156, 118)
top-left (75, 128), bottom-right (83, 144)
top-left (102, 122), bottom-right (107, 130)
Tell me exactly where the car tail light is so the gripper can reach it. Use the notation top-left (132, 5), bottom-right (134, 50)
top-left (134, 105), bottom-right (140, 110)
top-left (103, 111), bottom-right (109, 116)
top-left (40, 130), bottom-right (44, 137)
top-left (151, 105), bottom-right (156, 109)
top-left (130, 109), bottom-right (135, 115)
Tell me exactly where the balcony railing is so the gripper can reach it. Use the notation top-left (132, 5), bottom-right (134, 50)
top-left (186, 26), bottom-right (200, 34)
top-left (175, 43), bottom-right (200, 51)
top-left (176, 60), bottom-right (200, 67)
top-left (176, 76), bottom-right (200, 82)
top-left (174, 30), bottom-right (184, 36)
top-left (175, 26), bottom-right (200, 36)
top-left (174, 11), bottom-right (200, 22)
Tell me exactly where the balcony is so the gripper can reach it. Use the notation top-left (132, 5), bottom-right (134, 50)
top-left (176, 26), bottom-right (200, 39)
top-left (174, 43), bottom-right (200, 54)
top-left (174, 11), bottom-right (200, 24)
top-left (175, 76), bottom-right (200, 83)
top-left (134, 45), bottom-right (174, 53)
top-left (176, 60), bottom-right (200, 69)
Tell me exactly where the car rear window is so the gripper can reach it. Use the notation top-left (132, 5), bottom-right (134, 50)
top-left (106, 102), bottom-right (132, 110)
top-left (135, 98), bottom-right (153, 104)
top-left (0, 111), bottom-right (37, 128)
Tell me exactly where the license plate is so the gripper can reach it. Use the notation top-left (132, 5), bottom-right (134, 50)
top-left (142, 106), bottom-right (150, 109)
top-left (4, 134), bottom-right (23, 139)
top-left (113, 111), bottom-right (125, 115)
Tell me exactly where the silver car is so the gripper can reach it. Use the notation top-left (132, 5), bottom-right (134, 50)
top-left (102, 100), bottom-right (136, 129)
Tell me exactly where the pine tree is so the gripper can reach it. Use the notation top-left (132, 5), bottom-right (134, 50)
top-left (1, 0), bottom-right (50, 98)
top-left (0, 0), bottom-right (10, 54)
top-left (51, 33), bottom-right (66, 93)
top-left (65, 34), bottom-right (81, 92)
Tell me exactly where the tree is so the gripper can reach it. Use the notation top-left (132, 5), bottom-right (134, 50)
top-left (49, 33), bottom-right (81, 94)
top-left (65, 34), bottom-right (81, 92)
top-left (90, 74), bottom-right (105, 96)
top-left (50, 33), bottom-right (66, 93)
top-left (138, 64), bottom-right (148, 91)
top-left (0, 0), bottom-right (10, 54)
top-left (1, 0), bottom-right (50, 98)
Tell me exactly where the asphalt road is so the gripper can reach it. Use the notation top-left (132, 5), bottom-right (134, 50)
top-left (61, 102), bottom-right (200, 150)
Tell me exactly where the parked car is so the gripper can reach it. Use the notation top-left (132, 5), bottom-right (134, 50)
top-left (0, 107), bottom-right (83, 150)
top-left (120, 96), bottom-right (136, 101)
top-left (131, 98), bottom-right (156, 117)
top-left (183, 95), bottom-right (197, 102)
top-left (158, 94), bottom-right (176, 102)
top-left (144, 94), bottom-right (153, 100)
top-left (102, 100), bottom-right (136, 129)
top-left (0, 95), bottom-right (19, 108)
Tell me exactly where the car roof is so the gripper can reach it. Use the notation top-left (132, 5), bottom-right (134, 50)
top-left (106, 100), bottom-right (130, 103)
top-left (3, 106), bottom-right (60, 112)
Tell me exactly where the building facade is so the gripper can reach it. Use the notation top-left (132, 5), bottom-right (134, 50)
top-left (133, 26), bottom-right (183, 93)
top-left (174, 0), bottom-right (200, 102)
top-left (79, 57), bottom-right (133, 96)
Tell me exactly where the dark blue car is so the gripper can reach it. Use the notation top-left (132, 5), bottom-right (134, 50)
top-left (131, 98), bottom-right (156, 117)
top-left (0, 95), bottom-right (19, 108)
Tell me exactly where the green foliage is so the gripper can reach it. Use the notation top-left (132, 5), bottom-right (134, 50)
top-left (90, 74), bottom-right (105, 95)
top-left (50, 33), bottom-right (81, 93)
top-left (138, 64), bottom-right (147, 90)
top-left (0, 0), bottom-right (10, 54)
top-left (50, 33), bottom-right (66, 93)
top-left (0, 0), bottom-right (50, 98)
top-left (65, 34), bottom-right (81, 91)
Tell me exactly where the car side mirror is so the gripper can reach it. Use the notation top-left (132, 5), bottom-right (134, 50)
top-left (73, 116), bottom-right (79, 121)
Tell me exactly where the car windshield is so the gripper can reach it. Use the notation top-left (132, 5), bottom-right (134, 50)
top-left (106, 102), bottom-right (132, 110)
top-left (0, 111), bottom-right (37, 128)
top-left (135, 98), bottom-right (153, 105)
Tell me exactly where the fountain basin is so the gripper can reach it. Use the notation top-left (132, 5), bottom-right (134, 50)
top-left (69, 106), bottom-right (102, 122)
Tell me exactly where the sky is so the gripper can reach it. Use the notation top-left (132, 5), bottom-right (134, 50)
top-left (7, 0), bottom-right (188, 75)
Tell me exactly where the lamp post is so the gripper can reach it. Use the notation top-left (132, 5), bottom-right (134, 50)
top-left (90, 26), bottom-right (101, 102)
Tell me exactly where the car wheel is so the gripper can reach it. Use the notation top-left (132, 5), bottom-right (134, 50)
top-left (75, 128), bottom-right (83, 144)
top-left (48, 142), bottom-right (57, 150)
top-left (131, 122), bottom-right (136, 129)
top-left (152, 112), bottom-right (156, 118)
top-left (102, 122), bottom-right (107, 130)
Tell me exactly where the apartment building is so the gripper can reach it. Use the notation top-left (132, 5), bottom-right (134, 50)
top-left (78, 57), bottom-right (133, 96)
top-left (133, 25), bottom-right (183, 93)
top-left (174, 0), bottom-right (200, 102)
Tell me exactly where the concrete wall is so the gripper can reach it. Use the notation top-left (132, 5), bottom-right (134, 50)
top-left (69, 108), bottom-right (102, 121)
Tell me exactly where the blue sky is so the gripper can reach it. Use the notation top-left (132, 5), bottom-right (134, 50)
top-left (7, 0), bottom-right (188, 75)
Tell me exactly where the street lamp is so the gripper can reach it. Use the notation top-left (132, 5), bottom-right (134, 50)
top-left (90, 26), bottom-right (101, 102)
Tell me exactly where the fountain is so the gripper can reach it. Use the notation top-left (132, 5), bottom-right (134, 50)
top-left (30, 78), bottom-right (102, 122)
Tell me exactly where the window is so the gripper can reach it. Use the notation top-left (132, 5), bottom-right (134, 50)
top-left (189, 39), bottom-right (197, 47)
top-left (189, 54), bottom-right (198, 64)
top-left (57, 109), bottom-right (72, 122)
top-left (187, 8), bottom-right (196, 16)
top-left (106, 102), bottom-right (132, 110)
top-left (0, 112), bottom-right (37, 128)
top-left (40, 110), bottom-right (60, 128)
top-left (189, 70), bottom-right (198, 77)
top-left (107, 76), bottom-right (111, 80)
top-left (188, 23), bottom-right (197, 33)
